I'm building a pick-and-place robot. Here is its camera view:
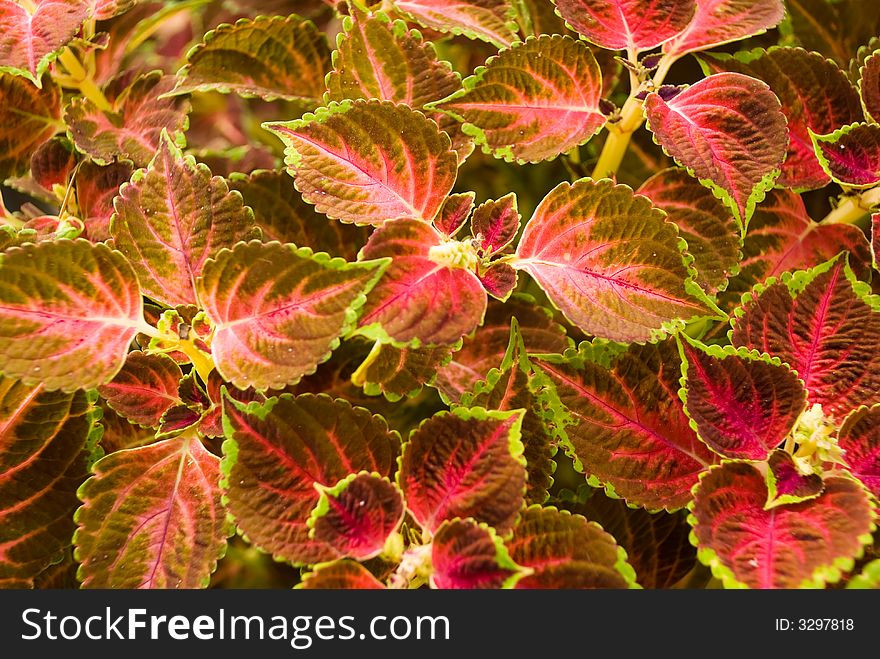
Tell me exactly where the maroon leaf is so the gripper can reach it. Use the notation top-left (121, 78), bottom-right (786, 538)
top-left (156, 405), bottom-right (202, 439)
top-left (399, 407), bottom-right (526, 534)
top-left (30, 137), bottom-right (76, 192)
top-left (731, 257), bottom-right (880, 419)
top-left (811, 122), bottom-right (880, 188)
top-left (221, 393), bottom-right (400, 565)
top-left (873, 213), bottom-right (880, 272)
top-left (838, 406), bottom-right (880, 498)
top-left (431, 519), bottom-right (521, 589)
top-left (75, 162), bottom-right (133, 242)
top-left (352, 342), bottom-right (456, 402)
top-left (298, 560), bottom-right (385, 589)
top-left (97, 352), bottom-right (183, 428)
top-left (0, 72), bottom-right (61, 180)
top-left (554, 0), bottom-right (696, 52)
top-left (680, 340), bottom-right (807, 461)
top-left (690, 462), bottom-right (875, 588)
top-left (766, 449), bottom-right (824, 507)
top-left (645, 72), bottom-right (788, 228)
top-left (435, 192), bottom-right (476, 238)
top-left (357, 219), bottom-right (487, 346)
top-left (506, 506), bottom-right (637, 588)
top-left (663, 0), bottom-right (785, 58)
top-left (471, 193), bottom-right (519, 256)
top-left (701, 48), bottom-right (864, 190)
top-left (861, 51), bottom-right (880, 123)
top-left (535, 339), bottom-right (717, 510)
top-left (478, 262), bottom-right (517, 301)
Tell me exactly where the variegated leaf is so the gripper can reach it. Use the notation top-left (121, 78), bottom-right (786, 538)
top-left (662, 0), bottom-right (785, 58)
top-left (97, 351), bottom-right (183, 428)
top-left (838, 406), bottom-right (880, 499)
top-left (431, 518), bottom-right (521, 589)
top-left (811, 122), bottom-right (880, 188)
top-left (0, 73), bottom-right (60, 180)
top-left (393, 0), bottom-right (519, 48)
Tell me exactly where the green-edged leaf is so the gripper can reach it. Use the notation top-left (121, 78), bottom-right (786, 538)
top-left (0, 240), bottom-right (144, 392)
top-left (97, 351), bottom-right (182, 428)
top-left (786, 0), bottom-right (880, 68)
top-left (837, 406), bottom-right (880, 499)
top-left (535, 339), bottom-right (717, 510)
top-left (433, 35), bottom-right (604, 163)
top-left (393, 0), bottom-right (519, 48)
top-left (724, 189), bottom-right (871, 304)
top-left (553, 0), bottom-right (696, 52)
top-left (298, 560), bottom-right (386, 589)
top-left (65, 71), bottom-right (190, 167)
top-left (228, 170), bottom-right (368, 262)
top-left (308, 473), bottom-right (404, 561)
top-left (506, 506), bottom-right (638, 588)
top-left (75, 436), bottom-right (229, 588)
top-left (848, 558), bottom-right (880, 589)
top-left (679, 339), bottom-right (806, 461)
top-left (169, 15), bottom-right (330, 102)
top-left (689, 461), bottom-right (876, 589)
top-left (731, 257), bottom-right (880, 418)
top-left (356, 218), bottom-right (487, 346)
top-left (811, 122), bottom-right (880, 188)
top-left (638, 168), bottom-right (740, 296)
top-left (462, 320), bottom-right (554, 504)
top-left (471, 193), bottom-right (520, 256)
top-left (221, 393), bottom-right (400, 566)
top-left (645, 72), bottom-right (787, 229)
top-left (265, 100), bottom-right (458, 226)
top-left (110, 136), bottom-right (257, 308)
top-left (0, 379), bottom-right (97, 585)
top-left (700, 48), bottom-right (864, 191)
top-left (0, 0), bottom-right (88, 85)
top-left (765, 449), bottom-right (824, 507)
top-left (576, 495), bottom-right (696, 589)
top-left (352, 342), bottom-right (456, 401)
top-left (861, 51), bottom-right (880, 124)
top-left (0, 73), bottom-right (60, 180)
top-left (514, 178), bottom-right (712, 343)
top-left (399, 407), bottom-right (526, 534)
top-left (91, 0), bottom-right (135, 21)
top-left (431, 518), bottom-right (521, 589)
top-left (873, 213), bottom-right (880, 272)
top-left (75, 161), bottom-right (134, 242)
top-left (435, 192), bottom-right (476, 238)
top-left (29, 136), bottom-right (75, 192)
top-left (197, 240), bottom-right (386, 391)
top-left (479, 262), bottom-right (517, 300)
top-left (662, 0), bottom-right (785, 58)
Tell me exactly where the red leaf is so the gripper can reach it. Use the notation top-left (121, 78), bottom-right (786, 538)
top-left (0, 72), bottom-right (61, 180)
top-left (399, 407), bottom-right (526, 534)
top-left (838, 406), bottom-right (880, 498)
top-left (554, 0), bottom-right (696, 52)
top-left (861, 51), bottom-right (880, 124)
top-left (30, 137), bottom-right (76, 192)
top-left (299, 560), bottom-right (385, 589)
top-left (645, 72), bottom-right (788, 228)
top-left (98, 352), bottom-right (183, 428)
top-left (766, 449), bottom-right (824, 506)
top-left (309, 473), bottom-right (404, 562)
top-left (478, 262), bottom-right (517, 300)
top-left (435, 192), bottom-right (475, 238)
top-left (873, 212), bottom-right (880, 272)
top-left (690, 462), bottom-right (875, 588)
top-left (663, 0), bottom-right (784, 58)
top-left (76, 162), bottom-right (133, 242)
top-left (680, 340), bottom-right (807, 461)
top-left (471, 193), bottom-right (519, 256)
top-left (812, 122), bottom-right (880, 188)
top-left (394, 0), bottom-right (518, 48)
top-left (731, 257), bottom-right (880, 418)
top-left (431, 519), bottom-right (520, 589)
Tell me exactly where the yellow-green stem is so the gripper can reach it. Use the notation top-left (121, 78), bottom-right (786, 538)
top-left (57, 48), bottom-right (113, 113)
top-left (176, 339), bottom-right (215, 383)
top-left (350, 339), bottom-right (383, 387)
top-left (821, 186), bottom-right (880, 226)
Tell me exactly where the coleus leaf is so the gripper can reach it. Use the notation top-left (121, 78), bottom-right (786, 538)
top-left (221, 393), bottom-right (400, 566)
top-left (644, 72), bottom-right (787, 229)
top-left (662, 0), bottom-right (785, 59)
top-left (97, 352), bottom-right (182, 428)
top-left (462, 319), bottom-right (555, 505)
top-left (398, 407), bottom-right (526, 534)
top-left (393, 0), bottom-right (519, 49)
top-left (431, 518), bottom-right (521, 589)
top-left (786, 0), bottom-right (880, 68)
top-left (356, 218), bottom-right (487, 346)
top-left (837, 406), bottom-right (880, 499)
top-left (228, 170), bottom-right (368, 262)
top-left (861, 51), bottom-right (880, 124)
top-left (873, 213), bottom-right (880, 272)
top-left (65, 72), bottom-right (190, 167)
top-left (265, 100), bottom-right (458, 226)
top-left (811, 123), bottom-right (880, 188)
top-left (514, 178), bottom-right (712, 343)
top-left (98, 404), bottom-right (155, 454)
top-left (298, 560), bottom-right (385, 589)
top-left (0, 73), bottom-right (60, 180)
top-left (433, 35), bottom-right (605, 163)
top-left (110, 136), bottom-right (256, 308)
top-left (169, 15), bottom-right (330, 102)
top-left (848, 559), bottom-right (880, 589)
top-left (700, 48), bottom-right (864, 191)
top-left (534, 339), bottom-right (717, 510)
top-left (197, 240), bottom-right (387, 391)
top-left (552, 0), bottom-right (696, 52)
top-left (638, 168), bottom-right (740, 296)
top-left (731, 256), bottom-right (880, 418)
top-left (479, 262), bottom-right (517, 301)
top-left (0, 379), bottom-right (98, 585)
top-left (765, 449), bottom-right (824, 507)
top-left (0, 240), bottom-right (144, 392)
top-left (352, 342), bottom-right (456, 402)
top-left (308, 473), bottom-right (404, 562)
top-left (725, 189), bottom-right (871, 303)
top-left (75, 436), bottom-right (229, 588)
top-left (679, 339), bottom-right (807, 461)
top-left (30, 136), bottom-right (76, 192)
top-left (435, 192), bottom-right (476, 238)
top-left (576, 495), bottom-right (696, 589)
top-left (75, 162), bottom-right (134, 242)
top-left (689, 461), bottom-right (876, 589)
top-left (0, 0), bottom-right (88, 86)
top-left (471, 193), bottom-right (519, 256)
top-left (434, 294), bottom-right (572, 404)
top-left (506, 506), bottom-right (638, 588)
top-left (91, 0), bottom-right (135, 21)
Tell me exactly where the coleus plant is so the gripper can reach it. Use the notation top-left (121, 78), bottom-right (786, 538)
top-left (0, 0), bottom-right (879, 591)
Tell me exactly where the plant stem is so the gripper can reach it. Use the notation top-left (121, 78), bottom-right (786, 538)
top-left (821, 187), bottom-right (880, 226)
top-left (57, 48), bottom-right (113, 113)
top-left (176, 339), bottom-right (215, 383)
top-left (350, 339), bottom-right (383, 387)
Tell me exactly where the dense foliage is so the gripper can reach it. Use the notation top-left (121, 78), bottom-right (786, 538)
top-left (1, 0), bottom-right (879, 590)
